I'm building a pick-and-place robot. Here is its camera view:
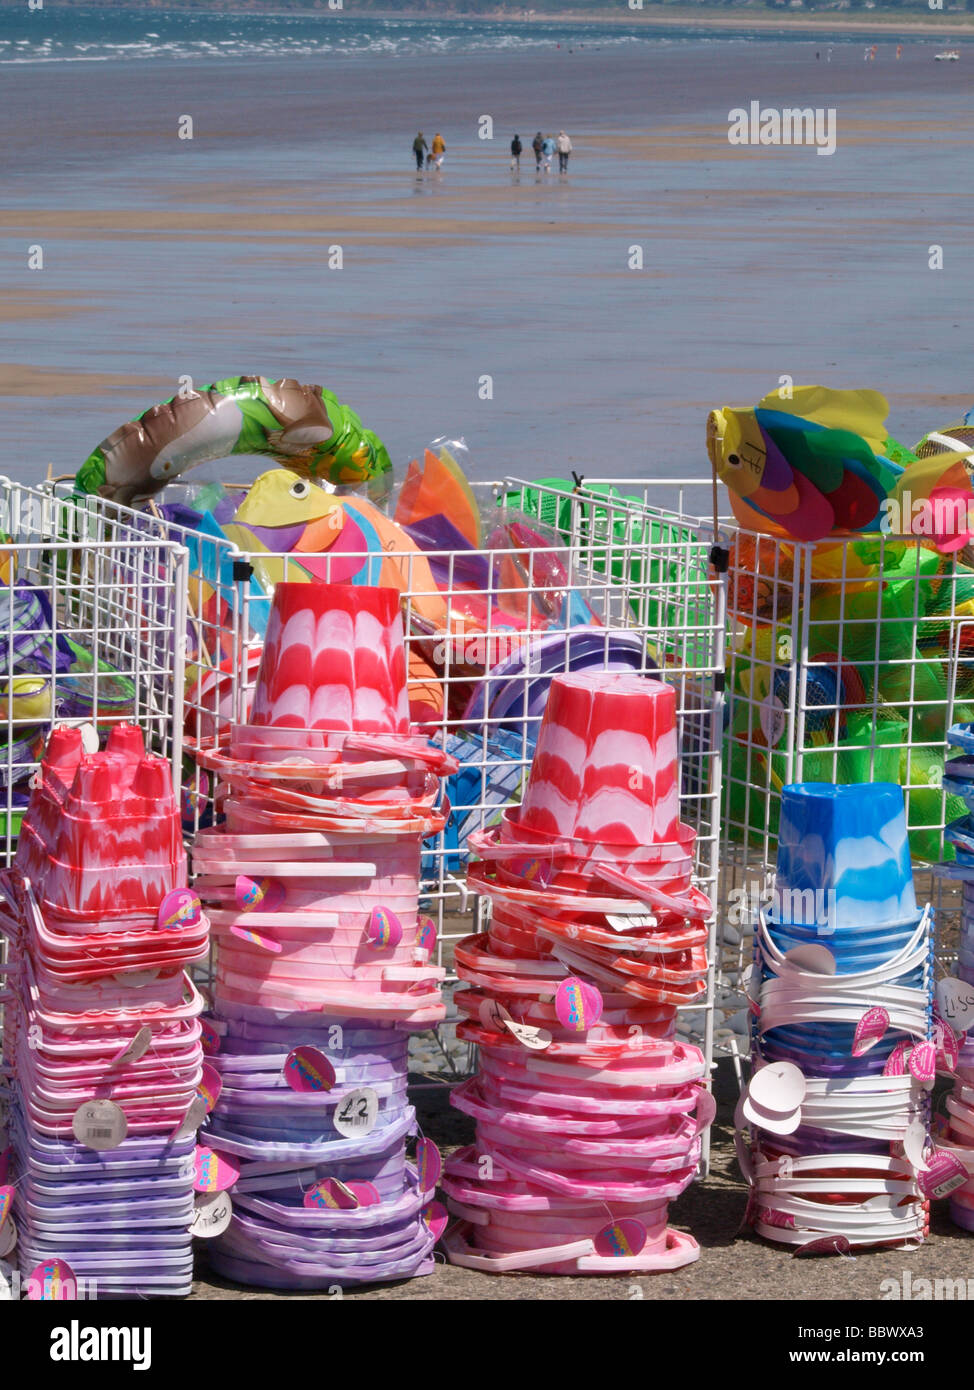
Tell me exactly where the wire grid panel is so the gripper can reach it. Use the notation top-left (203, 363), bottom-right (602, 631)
top-left (60, 479), bottom-right (726, 1092)
top-left (0, 477), bottom-right (189, 856)
top-left (718, 522), bottom-right (969, 1080)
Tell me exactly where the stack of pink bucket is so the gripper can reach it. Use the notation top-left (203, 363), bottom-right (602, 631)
top-left (442, 673), bottom-right (715, 1274)
top-left (188, 583), bottom-right (454, 1289)
top-left (0, 724), bottom-right (207, 1298)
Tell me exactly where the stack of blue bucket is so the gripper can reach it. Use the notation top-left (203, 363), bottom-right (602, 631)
top-left (743, 783), bottom-right (931, 1249)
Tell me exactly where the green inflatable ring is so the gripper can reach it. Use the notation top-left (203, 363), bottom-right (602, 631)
top-left (76, 375), bottom-right (392, 504)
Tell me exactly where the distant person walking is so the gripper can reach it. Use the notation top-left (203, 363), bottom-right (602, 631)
top-left (532, 131), bottom-right (544, 172)
top-left (413, 131), bottom-right (428, 172)
top-left (510, 133), bottom-right (522, 172)
top-left (429, 132), bottom-right (446, 171)
top-left (542, 133), bottom-right (556, 173)
top-left (556, 129), bottom-right (572, 173)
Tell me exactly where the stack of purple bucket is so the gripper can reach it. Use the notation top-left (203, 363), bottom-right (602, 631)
top-left (188, 582), bottom-right (453, 1289)
top-left (1, 723), bottom-right (207, 1298)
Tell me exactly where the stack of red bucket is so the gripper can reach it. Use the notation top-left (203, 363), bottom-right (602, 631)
top-left (188, 583), bottom-right (455, 1289)
top-left (442, 673), bottom-right (715, 1274)
top-left (1, 724), bottom-right (207, 1298)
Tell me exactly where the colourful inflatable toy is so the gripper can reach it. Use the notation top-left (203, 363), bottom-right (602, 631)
top-left (75, 376), bottom-right (392, 504)
top-left (708, 386), bottom-right (974, 551)
top-left (715, 393), bottom-right (974, 861)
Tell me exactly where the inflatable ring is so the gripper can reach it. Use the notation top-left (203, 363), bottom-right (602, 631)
top-left (75, 376), bottom-right (392, 504)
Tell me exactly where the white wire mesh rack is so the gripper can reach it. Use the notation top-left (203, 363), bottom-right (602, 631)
top-left (56, 477), bottom-right (727, 1126)
top-left (604, 480), bottom-right (968, 1087)
top-left (0, 476), bottom-right (189, 849)
top-left (0, 476), bottom-right (189, 1152)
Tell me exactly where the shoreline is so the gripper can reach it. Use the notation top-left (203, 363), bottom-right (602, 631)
top-left (2, 3), bottom-right (973, 39)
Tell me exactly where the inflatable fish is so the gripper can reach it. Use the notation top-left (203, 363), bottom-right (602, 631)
top-left (75, 376), bottom-right (391, 504)
top-left (708, 386), bottom-right (974, 551)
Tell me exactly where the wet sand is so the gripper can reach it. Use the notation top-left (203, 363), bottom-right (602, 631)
top-left (2, 39), bottom-right (973, 484)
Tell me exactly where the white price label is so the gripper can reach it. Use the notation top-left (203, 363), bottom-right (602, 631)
top-left (189, 1191), bottom-right (233, 1239)
top-left (109, 1026), bottom-right (152, 1068)
top-left (936, 976), bottom-right (974, 1030)
top-left (759, 694), bottom-right (786, 747)
top-left (334, 1088), bottom-right (379, 1138)
top-left (605, 913), bottom-right (657, 933)
top-left (72, 1100), bottom-right (127, 1151)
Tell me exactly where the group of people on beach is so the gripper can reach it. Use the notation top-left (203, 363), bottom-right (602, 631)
top-left (412, 131), bottom-right (445, 173)
top-left (410, 129), bottom-right (573, 176)
top-left (510, 131), bottom-right (572, 175)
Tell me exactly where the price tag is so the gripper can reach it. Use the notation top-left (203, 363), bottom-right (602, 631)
top-left (555, 978), bottom-right (603, 1032)
top-left (200, 1018), bottom-right (222, 1055)
top-left (193, 1146), bottom-right (239, 1194)
top-left (693, 1087), bottom-right (718, 1138)
top-left (79, 724), bottom-right (99, 754)
top-left (366, 906), bottom-right (403, 950)
top-left (917, 1149), bottom-right (969, 1201)
top-left (504, 1019), bottom-right (552, 1050)
top-left (284, 1046), bottom-right (336, 1093)
top-left (25, 1258), bottom-right (76, 1300)
top-left (235, 875), bottom-right (285, 913)
top-left (189, 1191), bottom-right (233, 1238)
top-left (196, 1063), bottom-right (223, 1114)
top-left (170, 1095), bottom-right (208, 1141)
top-left (157, 888), bottom-right (202, 931)
top-left (903, 1119), bottom-right (930, 1173)
top-left (479, 995), bottom-right (551, 1048)
top-left (606, 913), bottom-right (657, 933)
top-left (423, 1200), bottom-right (449, 1242)
top-left (759, 693), bottom-right (786, 747)
top-left (112, 970), bottom-right (159, 988)
top-left (0, 1186), bottom-right (13, 1230)
top-left (882, 1041), bottom-right (909, 1077)
top-left (594, 1219), bottom-right (648, 1257)
top-left (303, 1178), bottom-right (359, 1210)
top-left (416, 1137), bottom-right (442, 1192)
top-left (109, 1026), bottom-right (153, 1068)
top-left (934, 1015), bottom-right (960, 1073)
top-left (936, 977), bottom-right (974, 1030)
top-left (852, 1006), bottom-right (889, 1057)
top-left (908, 1040), bottom-right (937, 1089)
top-left (72, 1100), bottom-right (127, 1151)
top-left (333, 1088), bottom-right (379, 1139)
top-left (229, 923), bottom-right (281, 953)
top-left (793, 1235), bottom-right (853, 1259)
top-left (418, 916), bottom-right (437, 955)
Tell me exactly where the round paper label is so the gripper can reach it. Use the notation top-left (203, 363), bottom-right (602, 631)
top-left (72, 1099), bottom-right (128, 1151)
top-left (333, 1088), bottom-right (379, 1139)
top-left (189, 1191), bottom-right (233, 1239)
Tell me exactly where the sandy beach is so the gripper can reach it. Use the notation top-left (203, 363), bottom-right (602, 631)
top-left (1, 14), bottom-right (972, 491)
